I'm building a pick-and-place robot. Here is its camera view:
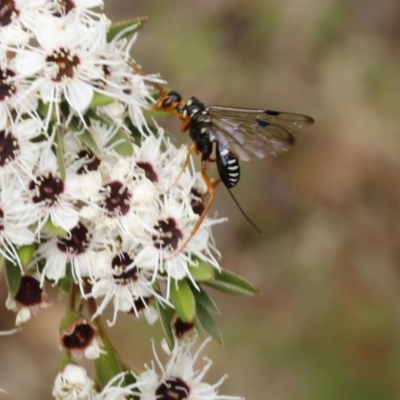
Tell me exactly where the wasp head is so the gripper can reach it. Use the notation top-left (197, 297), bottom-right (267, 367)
top-left (154, 91), bottom-right (182, 112)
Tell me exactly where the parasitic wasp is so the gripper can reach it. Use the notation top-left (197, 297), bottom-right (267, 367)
top-left (154, 90), bottom-right (314, 250)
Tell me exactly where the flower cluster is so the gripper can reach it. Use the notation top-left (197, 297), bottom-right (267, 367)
top-left (0, 1), bottom-right (250, 398)
top-left (1, 0), bottom-right (223, 327)
top-left (53, 339), bottom-right (242, 400)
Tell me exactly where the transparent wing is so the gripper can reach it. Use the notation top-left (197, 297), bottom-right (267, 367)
top-left (208, 105), bottom-right (314, 161)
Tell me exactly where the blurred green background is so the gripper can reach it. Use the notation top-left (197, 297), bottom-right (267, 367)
top-left (2, 1), bottom-right (400, 399)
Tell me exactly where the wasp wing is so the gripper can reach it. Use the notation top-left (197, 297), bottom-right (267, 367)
top-left (208, 106), bottom-right (314, 161)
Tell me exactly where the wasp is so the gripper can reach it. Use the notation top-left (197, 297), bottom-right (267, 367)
top-left (154, 91), bottom-right (314, 249)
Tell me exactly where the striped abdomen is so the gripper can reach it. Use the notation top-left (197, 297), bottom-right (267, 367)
top-left (216, 143), bottom-right (240, 189)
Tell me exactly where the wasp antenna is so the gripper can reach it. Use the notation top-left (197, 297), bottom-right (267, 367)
top-left (225, 188), bottom-right (261, 233)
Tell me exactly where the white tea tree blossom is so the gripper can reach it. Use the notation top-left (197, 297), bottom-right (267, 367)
top-left (0, 2), bottom-right (258, 399)
top-left (136, 339), bottom-right (244, 400)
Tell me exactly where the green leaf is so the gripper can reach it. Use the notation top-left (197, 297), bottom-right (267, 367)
top-left (170, 279), bottom-right (196, 323)
top-left (121, 370), bottom-right (137, 390)
top-left (54, 127), bottom-right (66, 180)
top-left (124, 117), bottom-right (162, 143)
top-left (77, 129), bottom-right (102, 158)
top-left (85, 109), bottom-right (121, 141)
top-left (107, 129), bottom-right (134, 156)
top-left (5, 258), bottom-right (22, 298)
top-left (38, 100), bottom-right (55, 121)
top-left (58, 276), bottom-right (72, 295)
top-left (17, 245), bottom-right (35, 267)
top-left (192, 316), bottom-right (204, 341)
top-left (60, 100), bottom-right (71, 120)
top-left (59, 310), bottom-right (84, 334)
top-left (91, 92), bottom-right (115, 107)
top-left (196, 302), bottom-right (223, 344)
top-left (203, 269), bottom-right (258, 296)
top-left (188, 258), bottom-right (215, 282)
top-left (144, 110), bottom-right (172, 119)
top-left (44, 219), bottom-right (68, 236)
top-left (128, 123), bottom-right (143, 143)
top-left (192, 286), bottom-right (220, 314)
top-left (94, 331), bottom-right (123, 389)
top-left (107, 16), bottom-right (148, 42)
top-left (56, 350), bottom-right (73, 372)
top-left (85, 109), bottom-right (111, 125)
top-left (156, 301), bottom-right (175, 350)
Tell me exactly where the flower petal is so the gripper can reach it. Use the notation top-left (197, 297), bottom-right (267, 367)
top-left (15, 51), bottom-right (44, 75)
top-left (65, 80), bottom-right (94, 113)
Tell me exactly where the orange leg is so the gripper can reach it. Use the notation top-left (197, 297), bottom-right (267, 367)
top-left (175, 161), bottom-right (221, 254)
top-left (180, 118), bottom-right (191, 132)
top-left (168, 144), bottom-right (200, 192)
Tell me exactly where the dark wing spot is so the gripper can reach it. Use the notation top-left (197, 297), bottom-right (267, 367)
top-left (256, 119), bottom-right (270, 127)
top-left (265, 110), bottom-right (281, 116)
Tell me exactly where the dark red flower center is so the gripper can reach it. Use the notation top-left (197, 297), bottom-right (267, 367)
top-left (155, 377), bottom-right (190, 400)
top-left (0, 0), bottom-right (19, 27)
top-left (29, 172), bottom-right (64, 207)
top-left (52, 0), bottom-right (75, 17)
top-left (57, 222), bottom-right (92, 255)
top-left (15, 276), bottom-right (43, 306)
top-left (152, 218), bottom-right (183, 251)
top-left (111, 252), bottom-right (138, 284)
top-left (46, 47), bottom-right (80, 82)
top-left (99, 181), bottom-right (131, 217)
top-left (174, 318), bottom-right (194, 338)
top-left (136, 161), bottom-right (158, 183)
top-left (62, 323), bottom-right (95, 349)
top-left (0, 129), bottom-right (19, 167)
top-left (0, 68), bottom-right (16, 101)
top-left (129, 296), bottom-right (151, 315)
top-left (76, 149), bottom-right (101, 173)
top-left (0, 208), bottom-right (4, 232)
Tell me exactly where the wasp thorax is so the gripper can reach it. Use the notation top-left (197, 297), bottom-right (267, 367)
top-left (185, 96), bottom-right (205, 118)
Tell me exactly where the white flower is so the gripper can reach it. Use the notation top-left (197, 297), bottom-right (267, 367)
top-left (136, 338), bottom-right (243, 400)
top-left (89, 247), bottom-right (167, 326)
top-left (0, 63), bottom-right (39, 128)
top-left (126, 73), bottom-right (162, 134)
top-left (48, 0), bottom-right (104, 22)
top-left (96, 34), bottom-right (164, 133)
top-left (95, 371), bottom-right (142, 400)
top-left (79, 156), bottom-right (158, 235)
top-left (96, 100), bottom-right (126, 124)
top-left (0, 179), bottom-right (35, 266)
top-left (37, 220), bottom-right (113, 294)
top-left (60, 320), bottom-right (104, 360)
top-left (5, 275), bottom-right (51, 325)
top-left (132, 128), bottom-right (188, 193)
top-left (14, 16), bottom-right (110, 123)
top-left (62, 123), bottom-right (118, 202)
top-left (0, 0), bottom-right (46, 45)
top-left (0, 117), bottom-right (43, 183)
top-left (134, 192), bottom-right (224, 296)
top-left (26, 146), bottom-right (91, 233)
top-left (52, 364), bottom-right (96, 400)
top-left (73, 119), bottom-right (122, 157)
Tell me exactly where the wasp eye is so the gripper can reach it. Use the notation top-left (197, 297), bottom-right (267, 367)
top-left (162, 91), bottom-right (182, 109)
